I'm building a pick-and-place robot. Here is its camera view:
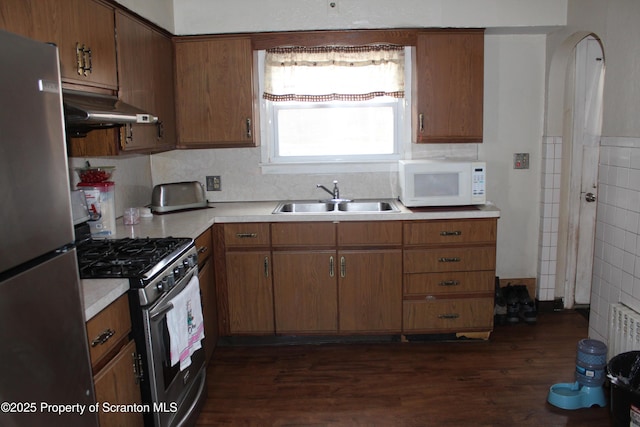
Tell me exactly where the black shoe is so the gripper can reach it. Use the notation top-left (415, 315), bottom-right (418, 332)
top-left (515, 285), bottom-right (537, 324)
top-left (504, 284), bottom-right (520, 324)
top-left (494, 277), bottom-right (507, 325)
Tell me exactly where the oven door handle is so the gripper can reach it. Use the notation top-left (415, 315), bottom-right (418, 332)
top-left (150, 302), bottom-right (174, 321)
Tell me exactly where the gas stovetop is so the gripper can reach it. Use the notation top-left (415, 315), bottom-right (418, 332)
top-left (76, 237), bottom-right (193, 281)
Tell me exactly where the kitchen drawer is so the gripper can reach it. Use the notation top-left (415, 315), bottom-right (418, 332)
top-left (403, 298), bottom-right (494, 332)
top-left (272, 222), bottom-right (336, 247)
top-left (404, 247), bottom-right (496, 273)
top-left (404, 271), bottom-right (494, 296)
top-left (195, 228), bottom-right (212, 266)
top-left (86, 294), bottom-right (131, 369)
top-left (224, 223), bottom-right (271, 247)
top-left (404, 219), bottom-right (496, 246)
top-left (338, 221), bottom-right (402, 246)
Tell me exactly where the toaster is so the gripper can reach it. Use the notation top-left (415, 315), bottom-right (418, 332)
top-left (150, 181), bottom-right (209, 213)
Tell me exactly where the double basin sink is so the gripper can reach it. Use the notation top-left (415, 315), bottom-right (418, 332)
top-left (273, 199), bottom-right (401, 214)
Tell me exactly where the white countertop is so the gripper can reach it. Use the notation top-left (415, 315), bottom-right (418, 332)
top-left (81, 200), bottom-right (500, 320)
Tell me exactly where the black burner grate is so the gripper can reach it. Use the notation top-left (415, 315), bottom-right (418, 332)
top-left (76, 237), bottom-right (191, 280)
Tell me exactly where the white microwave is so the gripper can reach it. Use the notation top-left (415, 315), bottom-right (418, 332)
top-left (398, 160), bottom-right (486, 207)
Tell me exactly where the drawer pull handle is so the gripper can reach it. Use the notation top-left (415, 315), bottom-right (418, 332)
top-left (440, 231), bottom-right (462, 236)
top-left (438, 313), bottom-right (460, 320)
top-left (236, 233), bottom-right (258, 238)
top-left (198, 246), bottom-right (208, 254)
top-left (439, 280), bottom-right (460, 286)
top-left (438, 257), bottom-right (461, 263)
top-left (91, 328), bottom-right (115, 347)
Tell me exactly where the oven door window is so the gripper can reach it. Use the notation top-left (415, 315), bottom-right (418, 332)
top-left (160, 318), bottom-right (180, 391)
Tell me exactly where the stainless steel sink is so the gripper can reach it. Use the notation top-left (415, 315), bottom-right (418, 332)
top-left (274, 202), bottom-right (336, 213)
top-left (337, 201), bottom-right (398, 212)
top-left (273, 200), bottom-right (400, 214)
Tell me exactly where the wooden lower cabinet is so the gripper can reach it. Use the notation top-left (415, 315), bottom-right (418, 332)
top-left (272, 250), bottom-right (338, 334)
top-left (86, 294), bottom-right (143, 427)
top-left (195, 228), bottom-right (217, 363)
top-left (403, 298), bottom-right (494, 332)
top-left (338, 250), bottom-right (402, 333)
top-left (215, 219), bottom-right (496, 338)
top-left (401, 218), bottom-right (497, 335)
top-left (226, 251), bottom-right (275, 334)
top-left (93, 340), bottom-right (143, 427)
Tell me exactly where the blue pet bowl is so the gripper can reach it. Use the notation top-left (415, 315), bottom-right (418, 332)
top-left (547, 381), bottom-right (606, 409)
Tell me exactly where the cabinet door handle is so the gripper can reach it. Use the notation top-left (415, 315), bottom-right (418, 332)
top-left (329, 256), bottom-right (335, 278)
top-left (438, 257), bottom-right (461, 263)
top-left (76, 43), bottom-right (84, 75)
top-left (340, 256), bottom-right (346, 278)
top-left (245, 118), bottom-right (252, 139)
top-left (419, 113), bottom-right (425, 133)
top-left (75, 43), bottom-right (92, 76)
top-left (440, 230), bottom-right (462, 236)
top-left (264, 256), bottom-right (269, 278)
top-left (84, 47), bottom-right (92, 75)
top-left (438, 313), bottom-right (460, 320)
top-left (198, 245), bottom-right (208, 254)
top-left (236, 233), bottom-right (257, 238)
top-left (91, 328), bottom-right (115, 347)
top-left (439, 280), bottom-right (460, 287)
top-left (124, 123), bottom-right (133, 144)
top-left (157, 121), bottom-right (164, 139)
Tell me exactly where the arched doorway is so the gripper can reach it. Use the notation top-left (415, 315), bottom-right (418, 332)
top-left (543, 33), bottom-right (605, 309)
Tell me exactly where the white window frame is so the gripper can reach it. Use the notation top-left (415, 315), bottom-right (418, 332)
top-left (258, 47), bottom-right (413, 174)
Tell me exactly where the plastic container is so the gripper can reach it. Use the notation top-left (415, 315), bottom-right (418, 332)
top-left (608, 351), bottom-right (640, 427)
top-left (77, 181), bottom-right (116, 238)
top-left (576, 339), bottom-right (607, 387)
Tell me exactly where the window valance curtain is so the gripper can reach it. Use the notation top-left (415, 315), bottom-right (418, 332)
top-left (263, 45), bottom-right (405, 102)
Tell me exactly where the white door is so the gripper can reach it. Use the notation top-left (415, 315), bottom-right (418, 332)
top-left (564, 37), bottom-right (604, 307)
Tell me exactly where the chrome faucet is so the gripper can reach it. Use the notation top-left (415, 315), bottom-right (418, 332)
top-left (317, 180), bottom-right (340, 200)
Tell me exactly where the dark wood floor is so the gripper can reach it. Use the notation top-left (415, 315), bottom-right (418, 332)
top-left (196, 311), bottom-right (611, 426)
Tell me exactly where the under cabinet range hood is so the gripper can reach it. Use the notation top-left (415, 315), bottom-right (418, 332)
top-left (63, 90), bottom-right (158, 137)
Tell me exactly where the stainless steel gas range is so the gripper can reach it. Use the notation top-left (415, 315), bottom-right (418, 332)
top-left (77, 236), bottom-right (207, 427)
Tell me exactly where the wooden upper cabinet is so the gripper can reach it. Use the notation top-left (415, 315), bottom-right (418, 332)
top-left (115, 11), bottom-right (176, 153)
top-left (415, 30), bottom-right (484, 143)
top-left (174, 37), bottom-right (257, 148)
top-left (0, 0), bottom-right (118, 91)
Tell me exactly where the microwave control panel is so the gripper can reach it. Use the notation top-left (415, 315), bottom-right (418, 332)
top-left (471, 163), bottom-right (486, 203)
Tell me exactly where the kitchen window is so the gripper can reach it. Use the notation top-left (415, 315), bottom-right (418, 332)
top-left (259, 45), bottom-right (412, 173)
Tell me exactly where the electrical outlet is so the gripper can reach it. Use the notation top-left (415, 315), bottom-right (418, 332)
top-left (514, 153), bottom-right (530, 169)
top-left (206, 175), bottom-right (221, 191)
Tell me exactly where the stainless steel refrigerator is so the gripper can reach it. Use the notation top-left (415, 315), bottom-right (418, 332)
top-left (0, 30), bottom-right (98, 427)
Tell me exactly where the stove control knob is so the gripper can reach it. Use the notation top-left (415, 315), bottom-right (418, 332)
top-left (191, 254), bottom-right (198, 267)
top-left (156, 276), bottom-right (169, 292)
top-left (174, 265), bottom-right (185, 280)
top-left (166, 273), bottom-right (175, 289)
top-left (183, 259), bottom-right (191, 269)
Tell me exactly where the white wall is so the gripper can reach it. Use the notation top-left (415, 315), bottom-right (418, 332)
top-left (113, 0), bottom-right (175, 33)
